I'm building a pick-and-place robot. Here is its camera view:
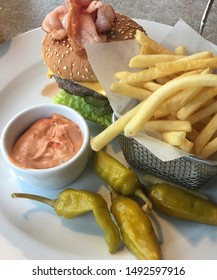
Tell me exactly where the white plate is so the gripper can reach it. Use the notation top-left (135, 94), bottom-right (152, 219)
top-left (0, 20), bottom-right (217, 260)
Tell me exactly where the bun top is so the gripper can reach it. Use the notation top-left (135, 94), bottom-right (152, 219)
top-left (42, 14), bottom-right (145, 82)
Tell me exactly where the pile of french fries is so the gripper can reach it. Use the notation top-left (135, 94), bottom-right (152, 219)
top-left (91, 30), bottom-right (217, 159)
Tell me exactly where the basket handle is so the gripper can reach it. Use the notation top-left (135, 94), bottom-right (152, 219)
top-left (198, 0), bottom-right (215, 35)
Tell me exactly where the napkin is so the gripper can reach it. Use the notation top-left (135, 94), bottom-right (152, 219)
top-left (86, 19), bottom-right (217, 161)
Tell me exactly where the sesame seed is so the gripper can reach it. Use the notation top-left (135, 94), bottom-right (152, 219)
top-left (63, 66), bottom-right (68, 70)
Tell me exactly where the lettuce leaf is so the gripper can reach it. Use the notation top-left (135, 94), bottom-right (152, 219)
top-left (53, 90), bottom-right (112, 127)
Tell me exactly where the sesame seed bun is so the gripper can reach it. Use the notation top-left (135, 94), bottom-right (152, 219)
top-left (42, 14), bottom-right (145, 85)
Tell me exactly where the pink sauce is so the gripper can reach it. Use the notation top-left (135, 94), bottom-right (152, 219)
top-left (10, 114), bottom-right (83, 169)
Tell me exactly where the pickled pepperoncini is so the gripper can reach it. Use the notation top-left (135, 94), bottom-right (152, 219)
top-left (110, 192), bottom-right (161, 260)
top-left (11, 188), bottom-right (121, 253)
top-left (93, 150), bottom-right (152, 212)
top-left (147, 183), bottom-right (217, 226)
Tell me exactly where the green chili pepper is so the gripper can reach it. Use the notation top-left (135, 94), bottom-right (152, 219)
top-left (147, 183), bottom-right (217, 226)
top-left (110, 192), bottom-right (161, 260)
top-left (11, 188), bottom-right (121, 253)
top-left (93, 150), bottom-right (152, 212)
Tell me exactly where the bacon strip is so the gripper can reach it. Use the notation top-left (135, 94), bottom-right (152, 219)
top-left (42, 0), bottom-right (115, 48)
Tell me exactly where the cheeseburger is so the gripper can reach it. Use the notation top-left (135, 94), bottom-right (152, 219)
top-left (42, 0), bottom-right (146, 126)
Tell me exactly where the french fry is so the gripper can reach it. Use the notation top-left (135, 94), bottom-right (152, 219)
top-left (144, 120), bottom-right (191, 132)
top-left (129, 54), bottom-right (184, 68)
top-left (154, 71), bottom-right (205, 108)
top-left (156, 56), bottom-right (217, 74)
top-left (90, 100), bottom-right (146, 151)
top-left (143, 81), bottom-right (162, 92)
top-left (178, 51), bottom-right (213, 61)
top-left (160, 87), bottom-right (202, 116)
top-left (114, 71), bottom-right (131, 81)
top-left (173, 68), bottom-right (209, 77)
top-left (161, 131), bottom-right (187, 146)
top-left (154, 52), bottom-right (212, 79)
top-left (175, 45), bottom-right (187, 55)
top-left (199, 137), bottom-right (217, 158)
top-left (119, 67), bottom-right (169, 86)
top-left (140, 42), bottom-right (154, 54)
top-left (120, 60), bottom-right (212, 87)
top-left (158, 68), bottom-right (211, 115)
top-left (201, 98), bottom-right (216, 108)
top-left (155, 74), bottom-right (177, 85)
top-left (188, 100), bottom-right (217, 125)
top-left (177, 87), bottom-right (217, 120)
top-left (135, 30), bottom-right (173, 54)
top-left (110, 83), bottom-right (152, 100)
top-left (153, 108), bottom-right (169, 119)
top-left (178, 138), bottom-right (193, 153)
top-left (124, 74), bottom-right (217, 137)
top-left (194, 113), bottom-right (217, 154)
top-left (93, 33), bottom-right (217, 159)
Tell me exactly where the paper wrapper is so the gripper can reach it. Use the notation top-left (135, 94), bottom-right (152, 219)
top-left (86, 19), bottom-right (217, 161)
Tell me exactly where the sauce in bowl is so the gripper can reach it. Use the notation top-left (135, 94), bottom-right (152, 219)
top-left (9, 114), bottom-right (83, 169)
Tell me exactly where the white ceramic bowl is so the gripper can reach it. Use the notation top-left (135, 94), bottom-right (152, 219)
top-left (0, 104), bottom-right (90, 190)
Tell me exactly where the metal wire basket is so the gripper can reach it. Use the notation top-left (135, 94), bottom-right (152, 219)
top-left (116, 0), bottom-right (217, 189)
top-left (118, 134), bottom-right (217, 189)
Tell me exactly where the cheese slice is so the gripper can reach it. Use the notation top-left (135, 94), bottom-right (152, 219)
top-left (47, 69), bottom-right (106, 96)
top-left (47, 68), bottom-right (53, 79)
top-left (77, 81), bottom-right (106, 96)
